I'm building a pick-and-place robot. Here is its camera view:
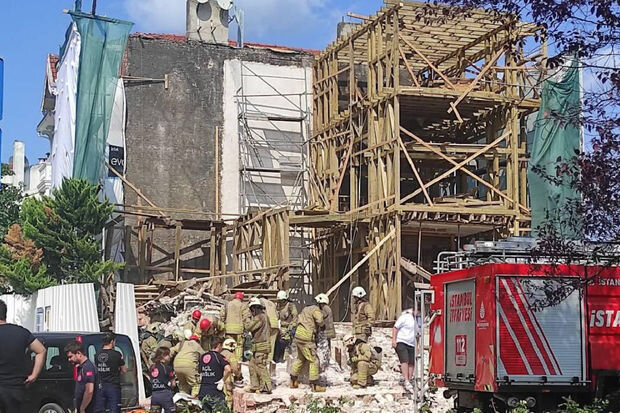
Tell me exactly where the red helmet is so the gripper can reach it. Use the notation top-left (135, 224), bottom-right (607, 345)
top-left (189, 335), bottom-right (200, 341)
top-left (192, 310), bottom-right (202, 321)
top-left (200, 318), bottom-right (211, 330)
top-left (234, 292), bottom-right (244, 300)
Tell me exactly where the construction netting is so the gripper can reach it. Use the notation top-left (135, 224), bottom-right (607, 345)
top-left (528, 58), bottom-right (582, 237)
top-left (71, 15), bottom-right (132, 184)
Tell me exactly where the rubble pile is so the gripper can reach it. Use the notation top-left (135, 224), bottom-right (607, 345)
top-left (232, 324), bottom-right (454, 413)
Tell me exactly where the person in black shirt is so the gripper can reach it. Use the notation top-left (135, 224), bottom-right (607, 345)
top-left (150, 347), bottom-right (176, 413)
top-left (0, 299), bottom-right (46, 413)
top-left (198, 337), bottom-right (232, 412)
top-left (94, 332), bottom-right (127, 413)
top-left (65, 341), bottom-right (98, 413)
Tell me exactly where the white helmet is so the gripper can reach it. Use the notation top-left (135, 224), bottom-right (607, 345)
top-left (315, 293), bottom-right (329, 305)
top-left (277, 290), bottom-right (289, 301)
top-left (352, 286), bottom-right (367, 298)
top-left (249, 297), bottom-right (264, 308)
top-left (223, 338), bottom-right (237, 352)
top-left (343, 334), bottom-right (355, 347)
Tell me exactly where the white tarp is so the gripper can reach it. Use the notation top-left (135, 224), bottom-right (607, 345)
top-left (103, 79), bottom-right (126, 267)
top-left (50, 23), bottom-right (81, 188)
top-left (115, 283), bottom-right (146, 401)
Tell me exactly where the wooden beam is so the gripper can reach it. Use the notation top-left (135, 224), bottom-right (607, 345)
top-left (397, 135), bottom-right (433, 205)
top-left (326, 228), bottom-right (396, 297)
top-left (448, 48), bottom-right (504, 114)
top-left (400, 127), bottom-right (528, 214)
top-left (400, 130), bottom-right (509, 203)
top-left (399, 34), bottom-right (456, 90)
top-left (399, 46), bottom-right (421, 87)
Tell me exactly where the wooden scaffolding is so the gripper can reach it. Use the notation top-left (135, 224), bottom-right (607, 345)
top-left (309, 0), bottom-right (546, 319)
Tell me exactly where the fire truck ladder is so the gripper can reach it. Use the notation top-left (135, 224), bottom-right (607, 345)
top-left (413, 289), bottom-right (436, 412)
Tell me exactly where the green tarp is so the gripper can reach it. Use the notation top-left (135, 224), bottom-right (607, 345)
top-left (528, 58), bottom-right (581, 237)
top-left (72, 16), bottom-right (132, 184)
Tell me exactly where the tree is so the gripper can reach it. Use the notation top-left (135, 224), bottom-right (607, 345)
top-left (0, 224), bottom-right (55, 295)
top-left (20, 178), bottom-right (122, 285)
top-left (0, 183), bottom-right (22, 239)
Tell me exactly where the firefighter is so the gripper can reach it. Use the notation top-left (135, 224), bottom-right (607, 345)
top-left (344, 334), bottom-right (381, 389)
top-left (352, 286), bottom-right (375, 341)
top-left (290, 295), bottom-right (327, 392)
top-left (199, 316), bottom-right (225, 351)
top-left (220, 292), bottom-right (251, 382)
top-left (275, 290), bottom-right (298, 362)
top-left (140, 323), bottom-right (161, 364)
top-left (184, 309), bottom-right (203, 339)
top-left (244, 297), bottom-right (272, 394)
top-left (172, 334), bottom-right (203, 395)
top-left (259, 295), bottom-right (279, 362)
top-left (317, 293), bottom-right (335, 341)
top-left (220, 339), bottom-right (240, 405)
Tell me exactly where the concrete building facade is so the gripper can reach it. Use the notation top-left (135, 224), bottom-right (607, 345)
top-left (1, 140), bottom-right (52, 199)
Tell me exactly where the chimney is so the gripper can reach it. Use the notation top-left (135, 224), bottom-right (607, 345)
top-left (12, 140), bottom-right (25, 186)
top-left (186, 0), bottom-right (230, 44)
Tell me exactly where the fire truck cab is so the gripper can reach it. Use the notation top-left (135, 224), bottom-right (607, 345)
top-left (429, 256), bottom-right (620, 411)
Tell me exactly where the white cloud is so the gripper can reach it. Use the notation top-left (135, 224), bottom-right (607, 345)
top-left (124, 0), bottom-right (186, 33)
top-left (123, 0), bottom-right (346, 47)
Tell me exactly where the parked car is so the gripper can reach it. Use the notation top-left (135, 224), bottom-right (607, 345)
top-left (24, 332), bottom-right (139, 413)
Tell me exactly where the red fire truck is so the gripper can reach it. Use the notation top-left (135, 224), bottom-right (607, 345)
top-left (429, 261), bottom-right (620, 411)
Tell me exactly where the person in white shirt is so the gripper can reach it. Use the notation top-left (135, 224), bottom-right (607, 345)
top-left (392, 307), bottom-right (420, 392)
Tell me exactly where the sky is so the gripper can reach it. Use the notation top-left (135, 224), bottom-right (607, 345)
top-left (0, 0), bottom-right (378, 164)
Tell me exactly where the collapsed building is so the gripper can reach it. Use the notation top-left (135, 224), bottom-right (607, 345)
top-left (39, 0), bottom-right (546, 322)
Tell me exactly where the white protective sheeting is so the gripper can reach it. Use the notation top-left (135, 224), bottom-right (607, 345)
top-left (103, 79), bottom-right (126, 266)
top-left (0, 294), bottom-right (36, 329)
top-left (34, 283), bottom-right (99, 332)
top-left (50, 23), bottom-right (81, 188)
top-left (115, 283), bottom-right (146, 401)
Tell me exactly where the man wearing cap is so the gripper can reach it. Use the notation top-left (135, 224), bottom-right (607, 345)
top-left (220, 292), bottom-right (251, 382)
top-left (352, 286), bottom-right (375, 342)
top-left (171, 334), bottom-right (203, 395)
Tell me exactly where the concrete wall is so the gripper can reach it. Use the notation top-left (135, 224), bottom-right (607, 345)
top-left (122, 36), bottom-right (313, 281)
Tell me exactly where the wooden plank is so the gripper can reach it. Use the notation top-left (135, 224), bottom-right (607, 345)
top-left (326, 228), bottom-right (396, 297)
